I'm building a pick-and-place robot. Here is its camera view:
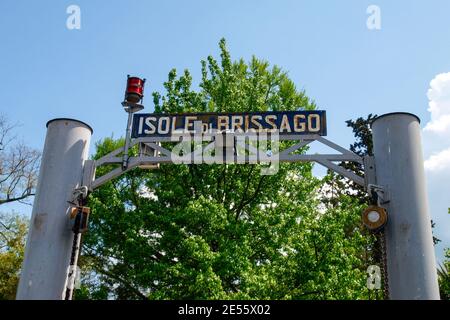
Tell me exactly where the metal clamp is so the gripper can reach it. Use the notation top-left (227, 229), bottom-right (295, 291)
top-left (72, 186), bottom-right (88, 200)
top-left (367, 184), bottom-right (389, 205)
top-left (68, 186), bottom-right (89, 208)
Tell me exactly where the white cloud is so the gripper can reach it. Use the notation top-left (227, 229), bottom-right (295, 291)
top-left (423, 72), bottom-right (450, 263)
top-left (424, 72), bottom-right (450, 135)
top-left (424, 114), bottom-right (450, 134)
top-left (423, 72), bottom-right (450, 172)
top-left (424, 147), bottom-right (450, 172)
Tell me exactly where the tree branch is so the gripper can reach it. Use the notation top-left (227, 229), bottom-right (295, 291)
top-left (234, 174), bottom-right (266, 219)
top-left (0, 193), bottom-right (34, 205)
top-left (234, 166), bottom-right (255, 220)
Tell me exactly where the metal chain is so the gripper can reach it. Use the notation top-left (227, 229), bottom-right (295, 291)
top-left (377, 229), bottom-right (389, 300)
top-left (64, 195), bottom-right (87, 300)
top-left (368, 188), bottom-right (389, 300)
top-left (65, 232), bottom-right (82, 300)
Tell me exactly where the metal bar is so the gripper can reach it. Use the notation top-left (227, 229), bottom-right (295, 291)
top-left (316, 159), bottom-right (365, 187)
top-left (316, 136), bottom-right (359, 156)
top-left (122, 154), bottom-right (362, 167)
top-left (97, 157), bottom-right (123, 165)
top-left (95, 149), bottom-right (124, 167)
top-left (278, 134), bottom-right (318, 141)
top-left (279, 140), bottom-right (314, 157)
top-left (280, 154), bottom-right (363, 162)
top-left (122, 111), bottom-right (134, 168)
top-left (93, 152), bottom-right (362, 185)
top-left (91, 166), bottom-right (130, 190)
top-left (144, 142), bottom-right (173, 158)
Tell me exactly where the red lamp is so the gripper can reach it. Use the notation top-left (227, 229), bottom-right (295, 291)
top-left (123, 75), bottom-right (146, 111)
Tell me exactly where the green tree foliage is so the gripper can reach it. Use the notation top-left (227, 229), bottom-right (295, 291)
top-left (0, 212), bottom-right (28, 299)
top-left (438, 209), bottom-right (450, 300)
top-left (319, 115), bottom-right (386, 298)
top-left (438, 247), bottom-right (449, 300)
top-left (78, 39), bottom-right (375, 300)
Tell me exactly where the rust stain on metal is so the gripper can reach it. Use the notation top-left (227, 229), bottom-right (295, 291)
top-left (34, 213), bottom-right (48, 231)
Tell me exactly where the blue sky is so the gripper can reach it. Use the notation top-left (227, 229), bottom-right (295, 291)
top-left (0, 1), bottom-right (449, 261)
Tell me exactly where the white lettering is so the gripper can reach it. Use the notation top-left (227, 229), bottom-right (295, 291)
top-left (138, 116), bottom-right (144, 134)
top-left (280, 114), bottom-right (291, 133)
top-left (144, 117), bottom-right (156, 134)
top-left (265, 115), bottom-right (277, 132)
top-left (217, 116), bottom-right (229, 132)
top-left (307, 114), bottom-right (321, 132)
top-left (293, 114), bottom-right (306, 132)
top-left (250, 115), bottom-right (263, 132)
top-left (158, 117), bottom-right (170, 134)
top-left (231, 115), bottom-right (244, 132)
top-left (184, 116), bottom-right (198, 132)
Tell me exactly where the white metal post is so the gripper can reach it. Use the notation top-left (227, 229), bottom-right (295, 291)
top-left (16, 119), bottom-right (92, 300)
top-left (371, 113), bottom-right (440, 300)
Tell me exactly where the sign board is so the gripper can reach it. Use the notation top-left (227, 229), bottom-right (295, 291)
top-left (132, 110), bottom-right (327, 138)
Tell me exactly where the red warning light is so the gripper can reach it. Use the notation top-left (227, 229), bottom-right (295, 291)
top-left (124, 75), bottom-right (145, 104)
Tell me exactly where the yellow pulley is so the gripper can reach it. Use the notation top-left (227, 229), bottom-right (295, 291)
top-left (362, 206), bottom-right (388, 231)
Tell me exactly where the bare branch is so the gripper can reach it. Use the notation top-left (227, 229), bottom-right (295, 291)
top-left (0, 114), bottom-right (41, 206)
top-left (0, 193), bottom-right (34, 205)
top-left (18, 197), bottom-right (34, 206)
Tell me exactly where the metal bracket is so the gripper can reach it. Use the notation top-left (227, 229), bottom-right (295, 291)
top-left (71, 186), bottom-right (88, 202)
top-left (367, 183), bottom-right (389, 205)
top-left (363, 156), bottom-right (377, 190)
top-left (82, 160), bottom-right (96, 192)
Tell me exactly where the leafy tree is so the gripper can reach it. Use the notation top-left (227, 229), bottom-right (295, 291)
top-left (438, 209), bottom-right (449, 300)
top-left (0, 212), bottom-right (28, 299)
top-left (319, 115), bottom-right (387, 298)
top-left (438, 246), bottom-right (449, 300)
top-left (78, 39), bottom-right (375, 300)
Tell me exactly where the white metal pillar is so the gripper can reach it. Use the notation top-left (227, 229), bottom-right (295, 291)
top-left (16, 119), bottom-right (92, 300)
top-left (372, 112), bottom-right (440, 300)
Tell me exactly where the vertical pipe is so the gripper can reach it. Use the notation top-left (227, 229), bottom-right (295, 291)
top-left (122, 111), bottom-right (133, 168)
top-left (371, 112), bottom-right (440, 300)
top-left (16, 119), bottom-right (92, 300)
